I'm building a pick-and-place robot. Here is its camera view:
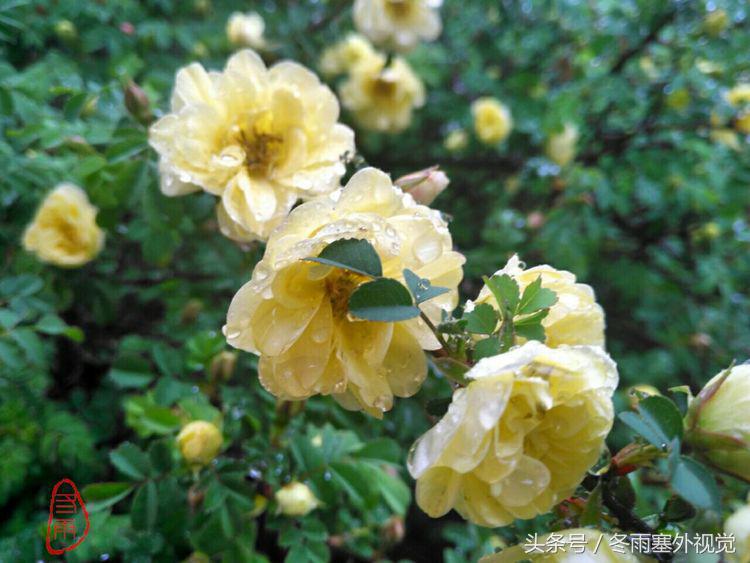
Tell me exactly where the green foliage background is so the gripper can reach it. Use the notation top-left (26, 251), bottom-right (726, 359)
top-left (1, 0), bottom-right (749, 561)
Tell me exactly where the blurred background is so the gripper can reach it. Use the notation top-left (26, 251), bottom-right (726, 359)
top-left (1, 0), bottom-right (749, 561)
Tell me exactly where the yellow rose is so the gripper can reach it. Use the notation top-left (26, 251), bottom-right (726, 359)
top-left (224, 167), bottom-right (464, 417)
top-left (685, 364), bottom-right (750, 481)
top-left (353, 0), bottom-right (442, 51)
top-left (22, 183), bottom-right (104, 268)
top-left (444, 129), bottom-right (468, 152)
top-left (711, 128), bottom-right (741, 151)
top-left (319, 33), bottom-right (383, 77)
top-left (149, 50), bottom-right (355, 242)
top-left (226, 12), bottom-right (266, 50)
top-left (704, 9), bottom-right (729, 36)
top-left (725, 502), bottom-right (750, 563)
top-left (726, 84), bottom-right (750, 107)
top-left (408, 341), bottom-right (617, 527)
top-left (481, 528), bottom-right (649, 562)
top-left (177, 421), bottom-right (223, 466)
top-left (275, 482), bottom-right (319, 516)
top-left (545, 123), bottom-right (579, 167)
top-left (472, 97), bottom-right (512, 144)
top-left (469, 255), bottom-right (605, 348)
top-left (736, 112), bottom-right (750, 134)
top-left (340, 56), bottom-right (425, 133)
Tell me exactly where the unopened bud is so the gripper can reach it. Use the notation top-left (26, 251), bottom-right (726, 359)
top-left (210, 350), bottom-right (237, 382)
top-left (192, 42), bottom-right (209, 59)
top-left (181, 298), bottom-right (204, 325)
top-left (120, 21), bottom-right (135, 35)
top-left (124, 80), bottom-right (152, 125)
top-left (689, 332), bottom-right (713, 349)
top-left (194, 0), bottom-right (211, 16)
top-left (81, 95), bottom-right (99, 117)
top-left (545, 123), bottom-right (579, 167)
top-left (177, 421), bottom-right (223, 466)
top-left (380, 516), bottom-right (405, 544)
top-left (685, 364), bottom-right (750, 481)
top-left (395, 166), bottom-right (449, 206)
top-left (54, 20), bottom-right (77, 43)
top-left (725, 503), bottom-right (750, 562)
top-left (274, 482), bottom-right (319, 516)
top-left (627, 384), bottom-right (660, 410)
top-left (526, 211), bottom-right (545, 230)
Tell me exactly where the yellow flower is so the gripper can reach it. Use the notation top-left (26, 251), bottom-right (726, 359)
top-left (727, 84), bottom-right (750, 107)
top-left (711, 128), bottom-right (741, 151)
top-left (353, 0), bottom-right (442, 51)
top-left (224, 167), bottom-right (464, 417)
top-left (340, 56), bottom-right (425, 133)
top-left (275, 482), bottom-right (319, 516)
top-left (22, 183), bottom-right (104, 268)
top-left (685, 364), bottom-right (750, 481)
top-left (444, 129), bottom-right (468, 152)
top-left (545, 123), bottom-right (579, 167)
top-left (470, 255), bottom-right (605, 348)
top-left (736, 112), bottom-right (750, 134)
top-left (319, 33), bottom-right (382, 77)
top-left (149, 50), bottom-right (355, 242)
top-left (472, 97), bottom-right (512, 144)
top-left (725, 502), bottom-right (750, 563)
top-left (408, 341), bottom-right (617, 527)
top-left (226, 12), bottom-right (266, 50)
top-left (177, 421), bottom-right (223, 465)
top-left (704, 9), bottom-right (729, 36)
top-left (480, 528), bottom-right (648, 562)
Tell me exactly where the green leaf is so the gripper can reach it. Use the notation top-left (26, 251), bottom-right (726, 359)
top-left (354, 438), bottom-right (402, 464)
top-left (305, 238), bottom-right (382, 278)
top-left (35, 314), bottom-right (68, 335)
top-left (484, 274), bottom-right (520, 313)
top-left (671, 456), bottom-right (720, 511)
top-left (82, 482), bottom-right (135, 513)
top-left (0, 308), bottom-right (20, 329)
top-left (514, 322), bottom-right (546, 342)
top-left (580, 482), bottom-right (602, 527)
top-left (473, 336), bottom-right (501, 360)
top-left (348, 278), bottom-right (419, 322)
top-left (661, 495), bottom-right (697, 522)
top-left (463, 303), bottom-right (498, 334)
top-left (131, 480), bottom-right (158, 531)
top-left (110, 442), bottom-right (151, 480)
top-left (517, 276), bottom-right (557, 314)
top-left (148, 440), bottom-right (173, 474)
top-left (108, 368), bottom-right (153, 389)
top-left (402, 268), bottom-right (450, 304)
top-left (618, 395), bottom-right (684, 448)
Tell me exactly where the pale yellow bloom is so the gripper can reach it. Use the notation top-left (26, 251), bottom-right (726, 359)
top-left (226, 12), bottom-right (266, 50)
top-left (177, 421), bottom-right (223, 465)
top-left (149, 50), bottom-right (355, 242)
top-left (685, 364), bottom-right (750, 481)
top-left (726, 502), bottom-right (750, 563)
top-left (444, 129), bottom-right (468, 152)
top-left (224, 167), bottom-right (464, 417)
top-left (470, 255), bottom-right (605, 348)
top-left (320, 33), bottom-right (383, 77)
top-left (340, 56), bottom-right (425, 133)
top-left (737, 112), bottom-right (750, 134)
top-left (408, 341), bottom-right (617, 527)
top-left (353, 0), bottom-right (442, 51)
top-left (545, 123), bottom-right (579, 167)
top-left (472, 97), bottom-right (512, 144)
top-left (481, 529), bottom-right (648, 562)
top-left (727, 84), bottom-right (750, 107)
top-left (22, 183), bottom-right (104, 268)
top-left (703, 9), bottom-right (729, 36)
top-left (711, 128), bottom-right (742, 150)
top-left (275, 482), bottom-right (319, 516)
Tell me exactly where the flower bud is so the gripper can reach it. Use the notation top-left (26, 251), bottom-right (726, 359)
top-left (181, 298), bottom-right (204, 325)
top-left (380, 515), bottom-right (405, 545)
top-left (725, 502), bottom-right (750, 563)
top-left (626, 384), bottom-right (660, 410)
top-left (177, 421), bottom-right (223, 466)
top-left (685, 364), bottom-right (750, 481)
top-left (395, 166), bottom-right (449, 205)
top-left (226, 12), bottom-right (266, 50)
top-left (54, 20), bottom-right (77, 43)
top-left (545, 123), bottom-right (579, 167)
top-left (124, 80), bottom-right (152, 125)
top-left (209, 350), bottom-right (237, 382)
top-left (274, 482), bottom-right (319, 517)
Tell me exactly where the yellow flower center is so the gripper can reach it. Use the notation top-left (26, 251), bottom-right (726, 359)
top-left (235, 112), bottom-right (284, 175)
top-left (384, 0), bottom-right (415, 19)
top-left (369, 75), bottom-right (398, 100)
top-left (325, 270), bottom-right (369, 319)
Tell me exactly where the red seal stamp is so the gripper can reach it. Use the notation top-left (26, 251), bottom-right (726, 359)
top-left (45, 478), bottom-right (90, 555)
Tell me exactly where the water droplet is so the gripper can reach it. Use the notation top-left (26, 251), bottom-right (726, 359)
top-left (323, 471), bottom-right (332, 481)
